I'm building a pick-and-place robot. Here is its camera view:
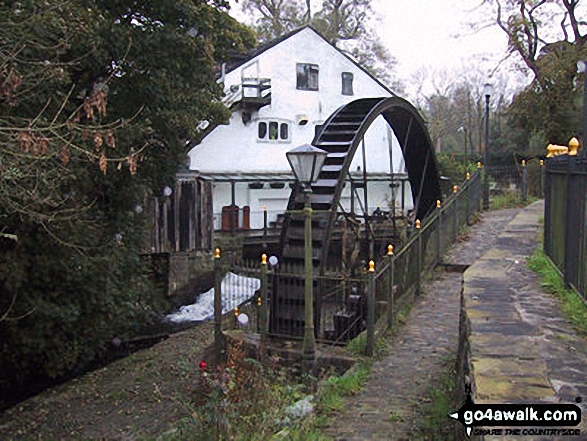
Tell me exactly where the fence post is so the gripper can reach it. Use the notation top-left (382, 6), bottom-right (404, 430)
top-left (259, 254), bottom-right (268, 333)
top-left (465, 173), bottom-right (471, 225)
top-left (259, 254), bottom-right (268, 361)
top-left (477, 162), bottom-right (483, 212)
top-left (540, 159), bottom-right (545, 198)
top-left (544, 158), bottom-right (551, 256)
top-left (564, 139), bottom-right (580, 288)
top-left (416, 219), bottom-right (422, 296)
top-left (453, 185), bottom-right (459, 241)
top-left (521, 160), bottom-right (527, 202)
top-left (436, 200), bottom-right (442, 263)
top-left (365, 260), bottom-right (376, 356)
top-left (214, 248), bottom-right (224, 357)
top-left (263, 207), bottom-right (268, 251)
top-left (387, 245), bottom-right (394, 328)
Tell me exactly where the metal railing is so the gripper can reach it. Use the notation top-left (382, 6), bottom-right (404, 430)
top-left (544, 153), bottom-right (587, 300)
top-left (486, 160), bottom-right (545, 201)
top-left (364, 171), bottom-right (482, 354)
top-left (211, 171), bottom-right (483, 356)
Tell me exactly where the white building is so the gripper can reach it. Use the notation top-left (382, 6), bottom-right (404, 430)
top-left (187, 26), bottom-right (413, 232)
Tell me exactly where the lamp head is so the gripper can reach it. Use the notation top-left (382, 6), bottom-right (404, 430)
top-left (483, 82), bottom-right (494, 99)
top-left (286, 144), bottom-right (328, 187)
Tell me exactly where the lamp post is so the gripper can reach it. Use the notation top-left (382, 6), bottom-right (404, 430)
top-left (458, 125), bottom-right (468, 169)
top-left (286, 144), bottom-right (327, 375)
top-left (577, 60), bottom-right (587, 148)
top-left (483, 82), bottom-right (493, 210)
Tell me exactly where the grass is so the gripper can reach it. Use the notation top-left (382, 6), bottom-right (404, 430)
top-left (288, 306), bottom-right (418, 439)
top-left (527, 249), bottom-right (587, 336)
top-left (314, 361), bottom-right (371, 419)
top-left (280, 360), bottom-right (372, 440)
top-left (489, 190), bottom-right (539, 211)
top-left (411, 356), bottom-right (458, 441)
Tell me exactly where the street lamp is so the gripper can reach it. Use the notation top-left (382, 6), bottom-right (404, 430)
top-left (458, 125), bottom-right (468, 168)
top-left (286, 144), bottom-right (327, 375)
top-left (483, 82), bottom-right (494, 210)
top-left (577, 60), bottom-right (587, 148)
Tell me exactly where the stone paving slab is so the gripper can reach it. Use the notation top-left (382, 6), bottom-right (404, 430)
top-left (460, 201), bottom-right (587, 440)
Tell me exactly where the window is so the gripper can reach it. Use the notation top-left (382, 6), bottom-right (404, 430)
top-left (280, 123), bottom-right (288, 140)
top-left (269, 122), bottom-right (278, 140)
top-left (342, 72), bottom-right (354, 95)
top-left (296, 63), bottom-right (319, 91)
top-left (258, 122), bottom-right (267, 139)
top-left (258, 121), bottom-right (290, 142)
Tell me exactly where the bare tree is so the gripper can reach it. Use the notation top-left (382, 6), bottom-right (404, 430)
top-left (474, 0), bottom-right (587, 141)
top-left (241, 0), bottom-right (308, 41)
top-left (240, 0), bottom-right (402, 89)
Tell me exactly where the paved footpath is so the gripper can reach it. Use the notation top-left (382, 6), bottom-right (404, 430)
top-left (322, 208), bottom-right (523, 440)
top-left (462, 201), bottom-right (587, 441)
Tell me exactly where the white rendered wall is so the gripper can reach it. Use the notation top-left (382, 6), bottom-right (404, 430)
top-left (211, 180), bottom-right (414, 230)
top-left (189, 27), bottom-right (415, 228)
top-left (188, 28), bottom-right (396, 174)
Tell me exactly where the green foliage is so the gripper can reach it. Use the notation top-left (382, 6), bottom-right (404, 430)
top-left (411, 357), bottom-right (457, 440)
top-left (322, 362), bottom-right (369, 399)
top-left (507, 62), bottom-right (582, 146)
top-left (528, 249), bottom-right (587, 335)
top-left (0, 0), bottom-right (254, 404)
top-left (489, 191), bottom-right (538, 211)
top-left (435, 153), bottom-right (470, 181)
top-left (489, 0), bottom-right (587, 145)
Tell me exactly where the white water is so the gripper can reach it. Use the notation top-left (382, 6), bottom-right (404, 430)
top-left (166, 272), bottom-right (261, 323)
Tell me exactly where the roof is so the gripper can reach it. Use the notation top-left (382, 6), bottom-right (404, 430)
top-left (223, 25), bottom-right (395, 96)
top-left (177, 170), bottom-right (408, 183)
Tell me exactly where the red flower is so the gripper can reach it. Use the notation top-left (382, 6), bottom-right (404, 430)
top-left (199, 361), bottom-right (207, 371)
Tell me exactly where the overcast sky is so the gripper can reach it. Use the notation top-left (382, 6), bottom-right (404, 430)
top-left (228, 1), bottom-right (518, 97)
top-left (372, 0), bottom-right (509, 84)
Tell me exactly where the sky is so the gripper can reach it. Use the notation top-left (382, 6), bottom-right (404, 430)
top-left (227, 0), bottom-right (518, 99)
top-left (372, 0), bottom-right (510, 89)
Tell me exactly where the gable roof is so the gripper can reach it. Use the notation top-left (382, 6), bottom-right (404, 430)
top-left (224, 25), bottom-right (395, 97)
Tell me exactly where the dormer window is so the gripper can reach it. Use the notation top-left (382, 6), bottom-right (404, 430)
top-left (342, 72), bottom-right (354, 95)
top-left (258, 120), bottom-right (290, 142)
top-left (297, 63), bottom-right (319, 91)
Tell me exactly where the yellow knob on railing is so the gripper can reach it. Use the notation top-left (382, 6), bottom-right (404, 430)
top-left (466, 172), bottom-right (470, 180)
top-left (569, 137), bottom-right (580, 156)
top-left (477, 161), bottom-right (482, 168)
top-left (436, 200), bottom-right (441, 209)
top-left (215, 248), bottom-right (221, 259)
top-left (368, 260), bottom-right (375, 272)
top-left (234, 306), bottom-right (239, 316)
top-left (257, 297), bottom-right (262, 306)
top-left (415, 219), bottom-right (421, 229)
top-left (388, 244), bottom-right (394, 255)
top-left (548, 144), bottom-right (568, 156)
top-left (453, 185), bottom-right (458, 193)
top-left (261, 254), bottom-right (267, 265)
top-left (540, 159), bottom-right (544, 166)
top-left (522, 160), bottom-right (526, 167)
